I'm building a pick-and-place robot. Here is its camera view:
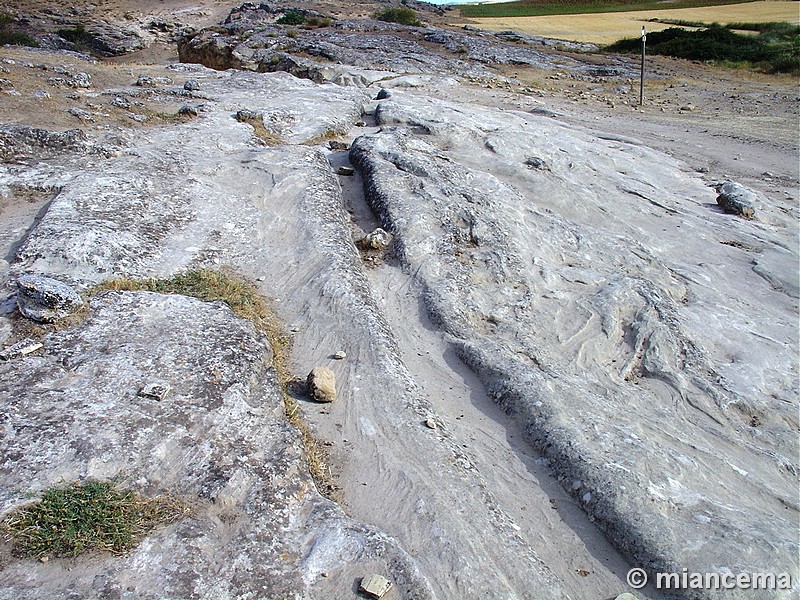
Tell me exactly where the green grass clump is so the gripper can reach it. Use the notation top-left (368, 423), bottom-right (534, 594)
top-left (458, 0), bottom-right (756, 18)
top-left (304, 16), bottom-right (332, 28)
top-left (2, 480), bottom-right (186, 558)
top-left (276, 10), bottom-right (306, 26)
top-left (607, 22), bottom-right (799, 73)
top-left (375, 7), bottom-right (421, 27)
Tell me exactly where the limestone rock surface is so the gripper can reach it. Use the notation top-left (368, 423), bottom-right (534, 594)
top-left (1, 34), bottom-right (796, 599)
top-left (0, 291), bottom-right (429, 599)
top-left (350, 90), bottom-right (799, 597)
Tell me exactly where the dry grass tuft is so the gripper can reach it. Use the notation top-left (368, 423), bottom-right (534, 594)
top-left (235, 112), bottom-right (285, 146)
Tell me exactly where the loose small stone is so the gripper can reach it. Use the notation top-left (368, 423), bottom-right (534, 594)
top-left (307, 366), bottom-right (336, 403)
top-left (359, 574), bottom-right (392, 599)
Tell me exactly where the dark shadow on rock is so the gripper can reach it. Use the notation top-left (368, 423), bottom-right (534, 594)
top-left (286, 376), bottom-right (309, 401)
top-left (4, 193), bottom-right (59, 264)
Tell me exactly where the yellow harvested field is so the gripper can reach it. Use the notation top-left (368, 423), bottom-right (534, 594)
top-left (462, 1), bottom-right (800, 44)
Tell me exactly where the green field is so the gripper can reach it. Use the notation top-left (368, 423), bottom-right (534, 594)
top-left (458, 0), bottom-right (758, 19)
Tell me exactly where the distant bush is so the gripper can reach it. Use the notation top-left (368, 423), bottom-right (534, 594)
top-left (607, 23), bottom-right (799, 74)
top-left (276, 10), bottom-right (306, 26)
top-left (57, 23), bottom-right (94, 48)
top-left (0, 30), bottom-right (37, 46)
top-left (375, 7), bottom-right (421, 27)
top-left (0, 12), bottom-right (38, 47)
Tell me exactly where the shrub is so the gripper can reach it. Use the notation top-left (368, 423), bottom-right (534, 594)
top-left (0, 30), bottom-right (37, 46)
top-left (374, 7), bottom-right (421, 27)
top-left (57, 23), bottom-right (93, 45)
top-left (0, 13), bottom-right (38, 47)
top-left (607, 23), bottom-right (799, 74)
top-left (276, 10), bottom-right (306, 26)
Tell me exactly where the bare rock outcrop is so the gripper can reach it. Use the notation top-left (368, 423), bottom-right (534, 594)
top-left (350, 91), bottom-right (799, 597)
top-left (177, 5), bottom-right (590, 82)
top-left (0, 66), bottom-right (571, 598)
top-left (0, 124), bottom-right (90, 162)
top-left (2, 44), bottom-right (796, 599)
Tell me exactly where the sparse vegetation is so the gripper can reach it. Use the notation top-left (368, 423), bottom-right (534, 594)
top-left (374, 7), bottom-right (421, 27)
top-left (234, 111), bottom-right (285, 146)
top-left (607, 22), bottom-right (800, 73)
top-left (0, 12), bottom-right (38, 47)
top-left (1, 480), bottom-right (186, 558)
top-left (276, 10), bottom-right (332, 29)
top-left (458, 0), bottom-right (757, 18)
top-left (304, 16), bottom-right (332, 29)
top-left (91, 270), bottom-right (337, 500)
top-left (303, 127), bottom-right (346, 146)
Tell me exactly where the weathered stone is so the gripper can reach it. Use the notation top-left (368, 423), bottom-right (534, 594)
top-left (333, 350), bottom-right (347, 360)
top-left (359, 573), bottom-right (392, 598)
top-left (67, 107), bottom-right (93, 121)
top-left (376, 88), bottom-right (392, 100)
top-left (16, 274), bottom-right (84, 323)
top-left (138, 382), bottom-right (171, 400)
top-left (70, 72), bottom-right (92, 88)
top-left (0, 124), bottom-right (90, 161)
top-left (716, 180), bottom-right (756, 218)
top-left (183, 79), bottom-right (201, 91)
top-left (111, 95), bottom-right (130, 109)
top-left (364, 227), bottom-right (391, 250)
top-left (337, 165), bottom-right (354, 176)
top-left (524, 156), bottom-right (549, 170)
top-left (307, 366), bottom-right (336, 402)
top-left (135, 75), bottom-right (173, 87)
top-left (234, 108), bottom-right (261, 122)
top-left (178, 105), bottom-right (198, 117)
